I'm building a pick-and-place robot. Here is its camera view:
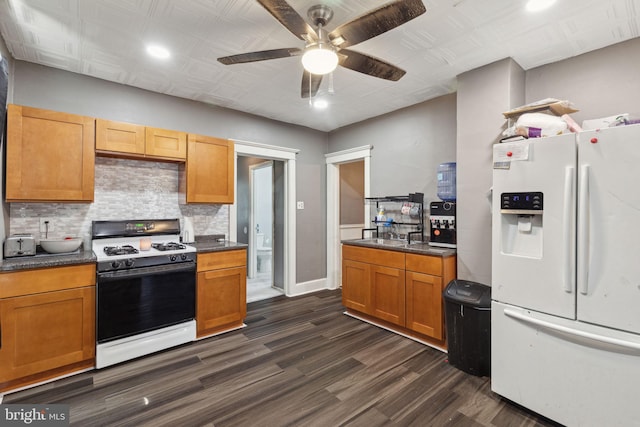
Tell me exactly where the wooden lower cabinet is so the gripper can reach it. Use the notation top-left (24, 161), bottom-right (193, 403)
top-left (0, 264), bottom-right (96, 393)
top-left (370, 265), bottom-right (405, 327)
top-left (405, 271), bottom-right (443, 340)
top-left (341, 259), bottom-right (370, 313)
top-left (342, 244), bottom-right (456, 346)
top-left (196, 249), bottom-right (247, 338)
top-left (342, 259), bottom-right (405, 326)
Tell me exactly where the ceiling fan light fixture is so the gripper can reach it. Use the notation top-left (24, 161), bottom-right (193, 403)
top-left (302, 44), bottom-right (338, 75)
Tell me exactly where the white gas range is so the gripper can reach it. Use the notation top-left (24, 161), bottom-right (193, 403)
top-left (92, 219), bottom-right (197, 368)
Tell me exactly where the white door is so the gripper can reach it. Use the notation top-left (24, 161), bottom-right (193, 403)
top-left (577, 126), bottom-right (640, 334)
top-left (250, 161), bottom-right (273, 278)
top-left (492, 134), bottom-right (576, 319)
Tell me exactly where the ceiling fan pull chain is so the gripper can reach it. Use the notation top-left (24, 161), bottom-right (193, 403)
top-left (329, 72), bottom-right (334, 94)
top-left (309, 72), bottom-right (313, 106)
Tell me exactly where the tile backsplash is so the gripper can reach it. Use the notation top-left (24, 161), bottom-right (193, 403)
top-left (9, 157), bottom-right (229, 242)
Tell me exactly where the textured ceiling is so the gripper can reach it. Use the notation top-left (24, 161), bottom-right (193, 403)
top-left (0, 0), bottom-right (638, 131)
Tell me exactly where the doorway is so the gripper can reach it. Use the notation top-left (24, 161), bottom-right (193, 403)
top-left (230, 140), bottom-right (298, 300)
top-left (236, 157), bottom-right (283, 302)
top-left (326, 145), bottom-right (372, 289)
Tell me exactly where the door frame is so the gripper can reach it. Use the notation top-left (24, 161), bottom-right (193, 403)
top-left (230, 139), bottom-right (298, 297)
top-left (326, 145), bottom-right (372, 289)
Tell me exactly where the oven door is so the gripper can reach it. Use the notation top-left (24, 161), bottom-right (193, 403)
top-left (97, 262), bottom-right (196, 343)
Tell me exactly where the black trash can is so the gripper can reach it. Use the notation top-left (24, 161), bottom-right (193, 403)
top-left (443, 279), bottom-right (491, 377)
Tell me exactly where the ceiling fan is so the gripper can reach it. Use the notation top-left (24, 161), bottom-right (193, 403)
top-left (217, 0), bottom-right (427, 98)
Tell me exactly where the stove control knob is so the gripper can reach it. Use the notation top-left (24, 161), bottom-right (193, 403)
top-left (111, 260), bottom-right (122, 269)
top-left (170, 255), bottom-right (177, 262)
top-left (180, 253), bottom-right (188, 261)
top-left (125, 259), bottom-right (134, 267)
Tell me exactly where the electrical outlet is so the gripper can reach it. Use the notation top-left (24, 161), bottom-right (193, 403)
top-left (39, 218), bottom-right (53, 233)
top-left (297, 201), bottom-right (305, 210)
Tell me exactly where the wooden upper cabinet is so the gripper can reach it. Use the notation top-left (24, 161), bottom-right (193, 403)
top-left (96, 119), bottom-right (145, 155)
top-left (145, 127), bottom-right (187, 160)
top-left (96, 119), bottom-right (186, 161)
top-left (6, 104), bottom-right (95, 202)
top-left (181, 134), bottom-right (234, 204)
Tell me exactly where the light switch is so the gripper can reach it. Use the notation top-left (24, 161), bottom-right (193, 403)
top-left (297, 201), bottom-right (305, 210)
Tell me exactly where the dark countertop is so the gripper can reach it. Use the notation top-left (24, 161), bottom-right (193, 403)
top-left (191, 240), bottom-right (248, 253)
top-left (1, 249), bottom-right (97, 272)
top-left (342, 238), bottom-right (456, 257)
top-left (1, 236), bottom-right (247, 272)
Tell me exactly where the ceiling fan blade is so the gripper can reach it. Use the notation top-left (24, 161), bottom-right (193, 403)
top-left (217, 48), bottom-right (301, 65)
top-left (328, 0), bottom-right (426, 49)
top-left (301, 71), bottom-right (323, 98)
top-left (257, 0), bottom-right (317, 41)
top-left (339, 49), bottom-right (406, 81)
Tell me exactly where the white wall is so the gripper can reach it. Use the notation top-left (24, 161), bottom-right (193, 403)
top-left (526, 37), bottom-right (640, 125)
top-left (456, 59), bottom-right (525, 286)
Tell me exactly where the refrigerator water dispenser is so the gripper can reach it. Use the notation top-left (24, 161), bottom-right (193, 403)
top-left (499, 192), bottom-right (543, 258)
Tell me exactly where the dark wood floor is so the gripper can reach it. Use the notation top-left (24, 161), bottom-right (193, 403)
top-left (4, 290), bottom-right (561, 426)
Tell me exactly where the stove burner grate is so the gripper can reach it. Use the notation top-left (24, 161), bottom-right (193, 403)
top-left (103, 245), bottom-right (139, 256)
top-left (151, 242), bottom-right (186, 251)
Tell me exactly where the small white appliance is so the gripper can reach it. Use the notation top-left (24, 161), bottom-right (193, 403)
top-left (182, 216), bottom-right (195, 243)
top-left (491, 128), bottom-right (640, 426)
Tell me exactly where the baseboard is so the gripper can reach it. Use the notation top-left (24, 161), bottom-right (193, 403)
top-left (289, 277), bottom-right (328, 297)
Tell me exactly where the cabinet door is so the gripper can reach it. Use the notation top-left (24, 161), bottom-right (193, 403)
top-left (183, 135), bottom-right (234, 203)
top-left (370, 265), bottom-right (405, 326)
top-left (0, 287), bottom-right (95, 388)
top-left (197, 266), bottom-right (247, 338)
top-left (145, 127), bottom-right (187, 160)
top-left (6, 104), bottom-right (95, 202)
top-left (342, 259), bottom-right (371, 313)
top-left (406, 271), bottom-right (443, 339)
top-left (96, 118), bottom-right (145, 155)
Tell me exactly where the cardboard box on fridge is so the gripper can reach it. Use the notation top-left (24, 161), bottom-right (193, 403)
top-left (503, 98), bottom-right (579, 120)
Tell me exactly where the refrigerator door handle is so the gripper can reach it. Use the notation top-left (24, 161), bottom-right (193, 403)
top-left (578, 164), bottom-right (590, 295)
top-left (504, 308), bottom-right (640, 352)
top-left (563, 166), bottom-right (575, 293)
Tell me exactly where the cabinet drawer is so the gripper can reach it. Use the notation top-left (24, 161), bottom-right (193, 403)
top-left (197, 250), bottom-right (247, 272)
top-left (405, 253), bottom-right (442, 276)
top-left (0, 264), bottom-right (96, 299)
top-left (342, 245), bottom-right (405, 270)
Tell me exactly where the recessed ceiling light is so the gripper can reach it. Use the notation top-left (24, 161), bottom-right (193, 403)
top-left (313, 99), bottom-right (329, 109)
top-left (526, 0), bottom-right (556, 12)
top-left (146, 45), bottom-right (170, 59)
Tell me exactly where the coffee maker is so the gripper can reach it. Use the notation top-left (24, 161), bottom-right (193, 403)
top-left (429, 201), bottom-right (456, 248)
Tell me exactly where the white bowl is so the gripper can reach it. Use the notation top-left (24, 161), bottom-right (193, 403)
top-left (40, 238), bottom-right (82, 254)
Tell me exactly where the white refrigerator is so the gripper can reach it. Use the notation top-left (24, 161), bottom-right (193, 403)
top-left (491, 126), bottom-right (640, 426)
